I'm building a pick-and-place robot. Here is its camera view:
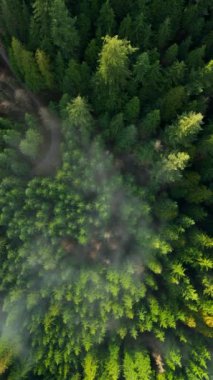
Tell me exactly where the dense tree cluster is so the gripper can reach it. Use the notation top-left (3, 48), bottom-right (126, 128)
top-left (0, 0), bottom-right (212, 379)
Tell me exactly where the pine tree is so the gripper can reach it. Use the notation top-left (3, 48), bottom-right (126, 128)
top-left (124, 97), bottom-right (140, 123)
top-left (65, 96), bottom-right (93, 148)
top-left (31, 0), bottom-right (51, 50)
top-left (50, 0), bottom-right (79, 59)
top-left (0, 0), bottom-right (30, 42)
top-left (10, 38), bottom-right (44, 92)
top-left (119, 14), bottom-right (133, 40)
top-left (98, 35), bottom-right (137, 89)
top-left (35, 49), bottom-right (54, 88)
top-left (97, 1), bottom-right (116, 37)
top-left (100, 344), bottom-right (120, 380)
top-left (163, 43), bottom-right (178, 66)
top-left (160, 86), bottom-right (187, 122)
top-left (84, 353), bottom-right (98, 380)
top-left (158, 17), bottom-right (172, 50)
top-left (19, 128), bottom-right (43, 160)
top-left (167, 112), bottom-right (203, 147)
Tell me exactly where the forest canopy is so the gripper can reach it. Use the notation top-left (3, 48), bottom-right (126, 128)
top-left (0, 0), bottom-right (212, 379)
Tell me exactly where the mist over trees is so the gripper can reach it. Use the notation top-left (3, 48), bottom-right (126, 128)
top-left (0, 0), bottom-right (212, 379)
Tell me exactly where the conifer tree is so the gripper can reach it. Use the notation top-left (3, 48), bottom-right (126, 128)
top-left (98, 35), bottom-right (136, 89)
top-left (50, 0), bottom-right (79, 59)
top-left (97, 1), bottom-right (116, 37)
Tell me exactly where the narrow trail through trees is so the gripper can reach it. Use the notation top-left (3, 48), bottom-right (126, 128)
top-left (0, 40), bottom-right (61, 175)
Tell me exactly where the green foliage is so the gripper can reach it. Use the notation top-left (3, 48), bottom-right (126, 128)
top-left (154, 151), bottom-right (190, 185)
top-left (10, 38), bottom-right (44, 91)
top-left (0, 340), bottom-right (13, 375)
top-left (167, 112), bottom-right (203, 146)
top-left (160, 86), bottom-right (186, 121)
top-left (63, 59), bottom-right (90, 97)
top-left (123, 349), bottom-right (152, 380)
top-left (158, 17), bottom-right (172, 50)
top-left (66, 96), bottom-right (92, 145)
top-left (35, 49), bottom-right (54, 88)
top-left (125, 97), bottom-right (140, 123)
top-left (98, 35), bottom-right (136, 89)
top-left (140, 109), bottom-right (161, 137)
top-left (100, 344), bottom-right (120, 380)
top-left (154, 196), bottom-right (178, 221)
top-left (50, 0), bottom-right (79, 58)
top-left (163, 44), bottom-right (178, 65)
top-left (115, 124), bottom-right (137, 152)
top-left (0, 1), bottom-right (212, 379)
top-left (133, 52), bottom-right (150, 84)
top-left (119, 14), bottom-right (133, 40)
top-left (30, 0), bottom-right (52, 50)
top-left (202, 60), bottom-right (213, 95)
top-left (97, 1), bottom-right (116, 37)
top-left (19, 126), bottom-right (43, 160)
top-left (0, 0), bottom-right (30, 42)
top-left (84, 353), bottom-right (98, 380)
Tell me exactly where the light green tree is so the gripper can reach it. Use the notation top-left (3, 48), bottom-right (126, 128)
top-left (98, 35), bottom-right (136, 89)
top-left (123, 349), bottom-right (152, 380)
top-left (20, 125), bottom-right (43, 160)
top-left (35, 49), bottom-right (54, 88)
top-left (10, 38), bottom-right (44, 92)
top-left (66, 96), bottom-right (93, 146)
top-left (100, 344), bottom-right (120, 380)
top-left (84, 353), bottom-right (98, 380)
top-left (168, 112), bottom-right (203, 147)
